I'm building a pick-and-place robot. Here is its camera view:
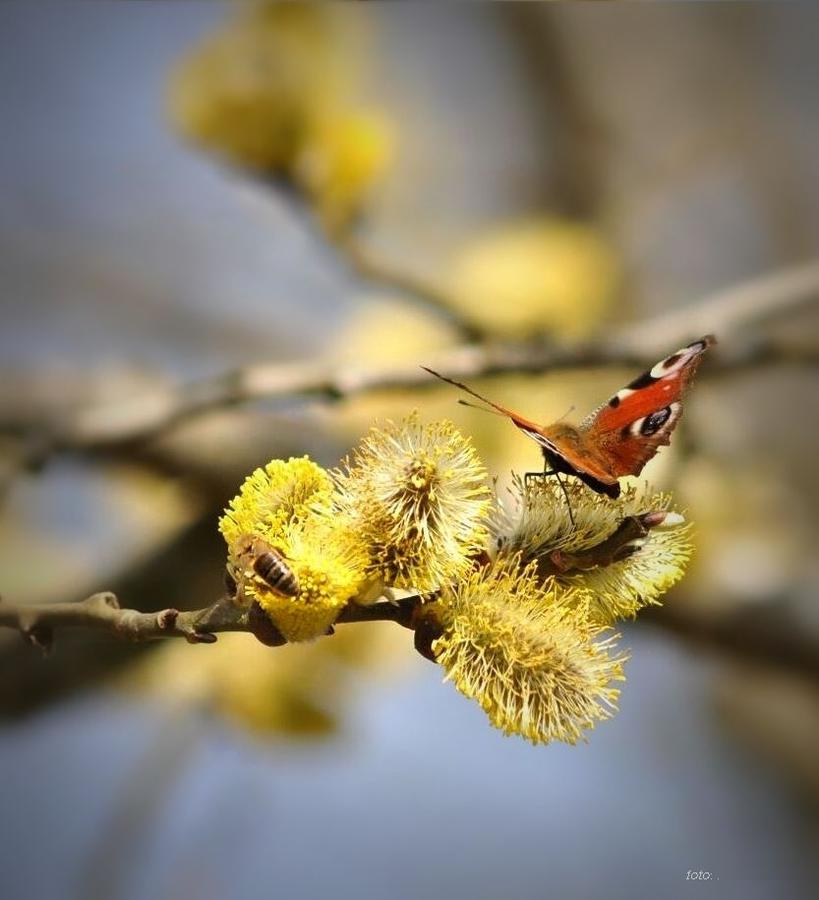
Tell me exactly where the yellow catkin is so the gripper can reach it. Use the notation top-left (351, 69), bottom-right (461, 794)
top-left (220, 455), bottom-right (369, 641)
top-left (244, 515), bottom-right (368, 643)
top-left (294, 109), bottom-right (392, 231)
top-left (336, 414), bottom-right (491, 592)
top-left (167, 3), bottom-right (341, 172)
top-left (444, 218), bottom-right (619, 340)
top-left (496, 477), bottom-right (693, 624)
top-left (433, 562), bottom-right (626, 746)
top-left (167, 3), bottom-right (389, 228)
top-left (219, 456), bottom-right (333, 549)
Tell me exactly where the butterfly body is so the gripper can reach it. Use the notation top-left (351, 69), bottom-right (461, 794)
top-left (537, 422), bottom-right (623, 497)
top-left (423, 335), bottom-right (715, 498)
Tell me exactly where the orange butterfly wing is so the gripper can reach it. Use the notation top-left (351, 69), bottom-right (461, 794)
top-left (579, 335), bottom-right (716, 478)
top-left (422, 334), bottom-right (715, 492)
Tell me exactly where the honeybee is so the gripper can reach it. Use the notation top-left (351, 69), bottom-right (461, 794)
top-left (228, 535), bottom-right (300, 601)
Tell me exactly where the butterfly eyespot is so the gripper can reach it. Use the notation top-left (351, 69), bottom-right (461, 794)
top-left (640, 407), bottom-right (671, 436)
top-left (624, 406), bottom-right (674, 438)
top-left (423, 336), bottom-right (712, 492)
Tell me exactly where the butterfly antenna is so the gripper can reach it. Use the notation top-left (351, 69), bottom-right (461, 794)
top-left (556, 404), bottom-right (576, 422)
top-left (457, 398), bottom-right (506, 417)
top-left (422, 367), bottom-right (513, 417)
top-left (554, 471), bottom-right (576, 529)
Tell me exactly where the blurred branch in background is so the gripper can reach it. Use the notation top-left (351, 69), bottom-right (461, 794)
top-left (643, 602), bottom-right (819, 684)
top-left (325, 2), bottom-right (612, 337)
top-left (2, 260), bottom-right (818, 467)
top-left (613, 260), bottom-right (819, 356)
top-left (2, 255), bottom-right (817, 721)
top-left (497, 3), bottom-right (606, 221)
top-left (334, 232), bottom-right (488, 342)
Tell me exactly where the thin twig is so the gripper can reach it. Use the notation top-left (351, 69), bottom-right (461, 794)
top-left (0, 592), bottom-right (248, 650)
top-left (7, 328), bottom-right (818, 461)
top-left (642, 602), bottom-right (819, 683)
top-left (611, 259), bottom-right (819, 356)
top-left (0, 509), bottom-right (674, 649)
top-left (3, 574), bottom-right (819, 686)
top-left (338, 235), bottom-right (488, 342)
top-left (0, 590), bottom-right (411, 651)
top-left (270, 181), bottom-right (484, 343)
top-left (3, 582), bottom-right (819, 685)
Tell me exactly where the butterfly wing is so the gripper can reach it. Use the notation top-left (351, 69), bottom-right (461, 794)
top-left (421, 366), bottom-right (612, 483)
top-left (579, 335), bottom-right (716, 478)
top-left (423, 336), bottom-right (715, 488)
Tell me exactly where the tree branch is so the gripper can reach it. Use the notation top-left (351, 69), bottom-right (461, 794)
top-left (4, 597), bottom-right (819, 693)
top-left (265, 182), bottom-right (485, 343)
top-left (6, 323), bottom-right (818, 465)
top-left (611, 259), bottom-right (819, 356)
top-left (642, 602), bottom-right (819, 683)
top-left (0, 589), bottom-right (416, 651)
top-left (336, 234), bottom-right (488, 343)
top-left (3, 578), bottom-right (819, 685)
top-left (0, 509), bottom-right (670, 651)
top-left (0, 592), bottom-right (249, 651)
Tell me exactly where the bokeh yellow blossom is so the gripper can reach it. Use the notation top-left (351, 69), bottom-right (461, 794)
top-left (433, 561), bottom-right (626, 745)
top-left (679, 457), bottom-right (801, 610)
top-left (322, 295), bottom-right (462, 447)
top-left (168, 3), bottom-right (341, 172)
top-left (336, 415), bottom-right (491, 592)
top-left (445, 217), bottom-right (619, 340)
top-left (122, 621), bottom-right (410, 739)
top-left (295, 109), bottom-right (393, 231)
top-left (167, 2), bottom-right (390, 228)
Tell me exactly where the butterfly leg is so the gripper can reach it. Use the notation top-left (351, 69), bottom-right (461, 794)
top-left (523, 469), bottom-right (576, 528)
top-left (553, 471), bottom-right (576, 529)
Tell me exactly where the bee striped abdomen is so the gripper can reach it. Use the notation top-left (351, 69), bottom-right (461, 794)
top-left (253, 551), bottom-right (300, 597)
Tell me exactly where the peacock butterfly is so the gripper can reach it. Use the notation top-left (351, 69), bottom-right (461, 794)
top-left (423, 335), bottom-right (716, 499)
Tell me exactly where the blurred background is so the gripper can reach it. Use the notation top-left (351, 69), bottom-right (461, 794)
top-left (1, 3), bottom-right (819, 898)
